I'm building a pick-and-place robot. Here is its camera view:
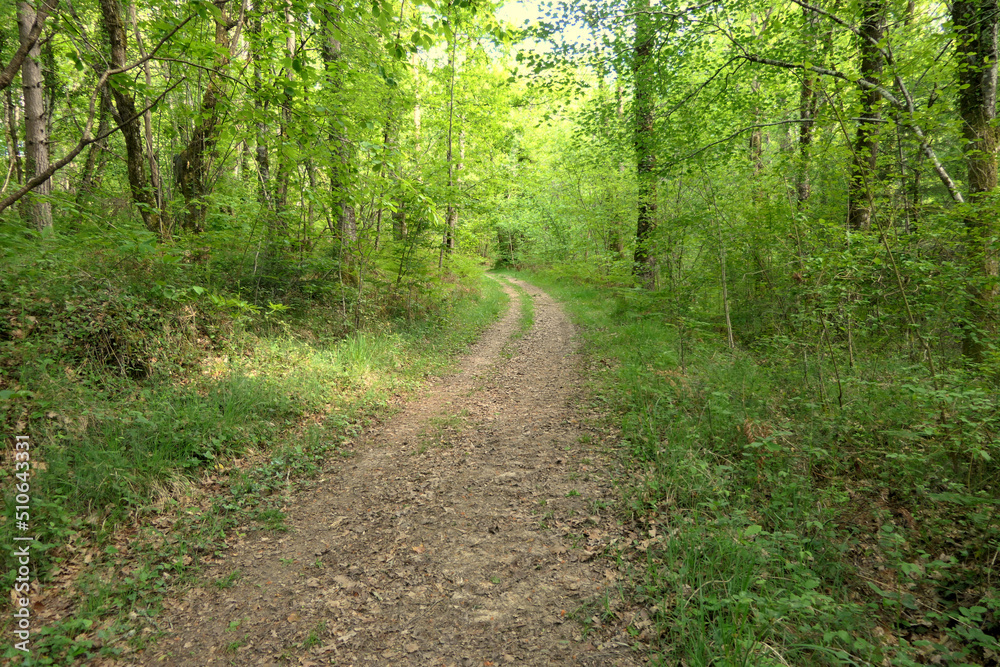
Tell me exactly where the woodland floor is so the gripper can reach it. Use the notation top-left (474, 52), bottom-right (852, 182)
top-left (121, 277), bottom-right (645, 666)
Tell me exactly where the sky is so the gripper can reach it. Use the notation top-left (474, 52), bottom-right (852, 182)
top-left (494, 1), bottom-right (544, 28)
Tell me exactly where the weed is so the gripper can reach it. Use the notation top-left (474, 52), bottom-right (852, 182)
top-left (255, 508), bottom-right (288, 532)
top-left (302, 621), bottom-right (327, 649)
top-left (214, 570), bottom-right (242, 589)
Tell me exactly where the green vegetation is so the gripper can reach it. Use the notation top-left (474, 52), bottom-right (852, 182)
top-left (0, 229), bottom-right (505, 663)
top-left (4, 0), bottom-right (1000, 664)
top-left (520, 268), bottom-right (1000, 666)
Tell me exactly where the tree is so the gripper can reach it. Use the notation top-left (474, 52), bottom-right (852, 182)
top-left (796, 4), bottom-right (821, 205)
top-left (1, 0), bottom-right (56, 93)
top-left (632, 0), bottom-right (656, 287)
top-left (846, 0), bottom-right (885, 232)
top-left (954, 0), bottom-right (999, 361)
top-left (440, 0), bottom-right (462, 265)
top-left (98, 0), bottom-right (168, 239)
top-left (18, 0), bottom-right (53, 231)
top-left (174, 0), bottom-right (239, 232)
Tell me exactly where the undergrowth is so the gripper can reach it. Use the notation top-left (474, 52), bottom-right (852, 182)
top-left (516, 267), bottom-right (1000, 667)
top-left (0, 228), bottom-right (507, 665)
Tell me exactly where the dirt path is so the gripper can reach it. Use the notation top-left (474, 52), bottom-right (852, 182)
top-left (134, 277), bottom-right (642, 666)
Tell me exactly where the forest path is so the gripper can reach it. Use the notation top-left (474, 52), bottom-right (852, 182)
top-left (135, 277), bottom-right (641, 667)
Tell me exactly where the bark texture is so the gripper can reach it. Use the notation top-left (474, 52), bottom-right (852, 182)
top-left (955, 1), bottom-right (1000, 360)
top-left (1, 0), bottom-right (56, 93)
top-left (632, 0), bottom-right (657, 287)
top-left (98, 0), bottom-right (167, 238)
top-left (175, 0), bottom-right (234, 233)
top-left (18, 0), bottom-right (52, 231)
top-left (847, 0), bottom-right (885, 231)
top-left (796, 5), bottom-right (821, 204)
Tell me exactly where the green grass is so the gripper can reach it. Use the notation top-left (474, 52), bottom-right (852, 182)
top-left (512, 268), bottom-right (1000, 667)
top-left (491, 272), bottom-right (534, 337)
top-left (0, 238), bottom-right (509, 665)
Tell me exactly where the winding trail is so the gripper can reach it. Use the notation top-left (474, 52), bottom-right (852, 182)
top-left (136, 277), bottom-right (641, 666)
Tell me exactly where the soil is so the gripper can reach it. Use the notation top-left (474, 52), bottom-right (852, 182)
top-left (128, 277), bottom-right (645, 666)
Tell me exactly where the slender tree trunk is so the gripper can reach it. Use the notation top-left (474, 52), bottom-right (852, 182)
top-left (955, 1), bottom-right (1000, 360)
top-left (18, 0), bottom-right (52, 231)
top-left (76, 88), bottom-right (112, 204)
top-left (749, 77), bottom-right (763, 176)
top-left (321, 5), bottom-right (355, 282)
top-left (397, 51), bottom-right (420, 242)
top-left (847, 0), bottom-right (885, 231)
top-left (248, 15), bottom-right (272, 209)
top-left (632, 0), bottom-right (657, 287)
top-left (440, 7), bottom-right (460, 268)
top-left (796, 6), bottom-right (821, 205)
top-left (444, 125), bottom-right (464, 251)
top-left (275, 0), bottom-right (294, 213)
top-left (130, 2), bottom-right (164, 218)
top-left (98, 0), bottom-right (167, 239)
top-left (4, 89), bottom-right (24, 186)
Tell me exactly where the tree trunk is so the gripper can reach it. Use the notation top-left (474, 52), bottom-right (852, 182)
top-left (175, 0), bottom-right (234, 233)
top-left (18, 0), bottom-right (52, 231)
top-left (397, 51), bottom-right (420, 242)
top-left (440, 5), bottom-right (460, 268)
top-left (632, 0), bottom-right (657, 287)
top-left (248, 15), bottom-right (272, 209)
top-left (1, 0), bottom-right (56, 94)
top-left (847, 0), bottom-right (885, 231)
top-left (76, 88), bottom-right (112, 204)
top-left (275, 0), bottom-right (294, 213)
top-left (444, 126), bottom-right (464, 254)
top-left (955, 1), bottom-right (1000, 361)
top-left (98, 0), bottom-right (167, 239)
top-left (796, 5), bottom-right (821, 205)
top-left (4, 88), bottom-right (24, 187)
top-left (322, 5), bottom-right (356, 275)
top-left (749, 77), bottom-right (763, 176)
top-left (130, 2), bottom-right (164, 222)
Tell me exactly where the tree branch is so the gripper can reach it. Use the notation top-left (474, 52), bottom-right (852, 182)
top-left (664, 119), bottom-right (814, 167)
top-left (0, 78), bottom-right (184, 215)
top-left (740, 52), bottom-right (965, 203)
top-left (1, 0), bottom-right (59, 93)
top-left (620, 1), bottom-right (716, 21)
top-left (658, 57), bottom-right (740, 118)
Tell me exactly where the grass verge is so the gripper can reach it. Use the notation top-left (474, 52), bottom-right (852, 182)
top-left (513, 268), bottom-right (1000, 667)
top-left (490, 272), bottom-right (534, 338)
top-left (0, 243), bottom-right (507, 665)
